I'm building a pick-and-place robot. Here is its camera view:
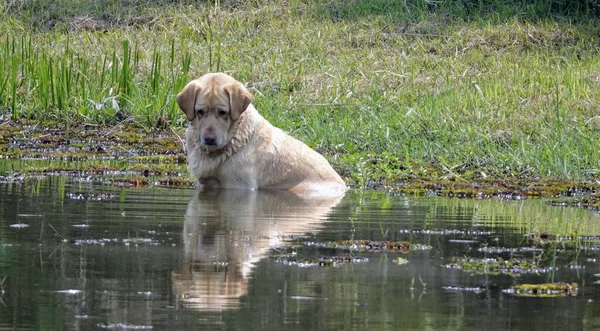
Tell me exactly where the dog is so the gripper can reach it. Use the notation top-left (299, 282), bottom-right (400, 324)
top-left (176, 73), bottom-right (346, 196)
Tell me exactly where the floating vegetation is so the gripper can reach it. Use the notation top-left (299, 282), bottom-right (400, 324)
top-left (442, 286), bottom-right (485, 294)
top-left (66, 192), bottom-right (115, 201)
top-left (522, 231), bottom-right (599, 245)
top-left (502, 283), bottom-right (578, 297)
top-left (303, 240), bottom-right (432, 252)
top-left (398, 229), bottom-right (492, 236)
top-left (442, 257), bottom-right (557, 275)
top-left (578, 235), bottom-right (600, 241)
top-left (478, 246), bottom-right (544, 254)
top-left (260, 234), bottom-right (313, 240)
top-left (277, 256), bottom-right (369, 268)
top-left (4, 121), bottom-right (600, 202)
top-left (527, 231), bottom-right (556, 245)
top-left (112, 177), bottom-right (148, 188)
top-left (0, 174), bottom-right (26, 182)
top-left (155, 177), bottom-right (194, 187)
top-left (73, 238), bottom-right (161, 246)
top-left (546, 200), bottom-right (582, 207)
top-left (1, 122), bottom-right (188, 186)
top-left (388, 178), bottom-right (600, 200)
top-left (395, 257), bottom-right (409, 265)
top-left (547, 194), bottom-right (600, 209)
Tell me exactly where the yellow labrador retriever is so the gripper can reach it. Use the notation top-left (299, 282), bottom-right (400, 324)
top-left (176, 73), bottom-right (346, 196)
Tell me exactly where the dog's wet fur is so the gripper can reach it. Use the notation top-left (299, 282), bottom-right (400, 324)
top-left (176, 73), bottom-right (346, 196)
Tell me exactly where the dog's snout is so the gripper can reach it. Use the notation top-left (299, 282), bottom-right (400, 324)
top-left (202, 130), bottom-right (218, 146)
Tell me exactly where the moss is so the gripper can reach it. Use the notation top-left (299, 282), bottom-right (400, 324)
top-left (112, 177), bottom-right (149, 187)
top-left (22, 165), bottom-right (119, 173)
top-left (156, 177), bottom-right (195, 187)
top-left (546, 193), bottom-right (600, 210)
top-left (2, 120), bottom-right (600, 206)
top-left (504, 282), bottom-right (579, 297)
top-left (443, 257), bottom-right (557, 275)
top-left (276, 255), bottom-right (370, 267)
top-left (527, 230), bottom-right (557, 245)
top-left (388, 177), bottom-right (599, 200)
top-left (303, 240), bottom-right (432, 252)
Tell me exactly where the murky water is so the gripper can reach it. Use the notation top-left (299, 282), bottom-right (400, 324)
top-left (1, 178), bottom-right (600, 330)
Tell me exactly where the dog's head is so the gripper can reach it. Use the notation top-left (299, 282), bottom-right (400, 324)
top-left (177, 73), bottom-right (252, 150)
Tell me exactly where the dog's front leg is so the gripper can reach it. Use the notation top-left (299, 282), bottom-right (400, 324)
top-left (197, 177), bottom-right (221, 193)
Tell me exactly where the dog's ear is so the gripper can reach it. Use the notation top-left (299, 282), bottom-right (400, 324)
top-left (176, 80), bottom-right (201, 121)
top-left (223, 82), bottom-right (252, 121)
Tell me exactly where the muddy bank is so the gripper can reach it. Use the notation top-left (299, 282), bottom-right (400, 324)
top-left (1, 121), bottom-right (600, 207)
top-left (0, 120), bottom-right (190, 187)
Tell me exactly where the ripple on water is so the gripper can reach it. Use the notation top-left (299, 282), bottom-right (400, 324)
top-left (96, 323), bottom-right (153, 329)
top-left (9, 223), bottom-right (30, 228)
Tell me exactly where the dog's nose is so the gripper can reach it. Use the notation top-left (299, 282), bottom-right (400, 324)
top-left (203, 137), bottom-right (217, 145)
top-left (202, 129), bottom-right (218, 146)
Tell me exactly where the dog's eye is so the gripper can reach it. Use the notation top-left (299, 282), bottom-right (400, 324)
top-left (218, 109), bottom-right (228, 117)
top-left (197, 109), bottom-right (206, 117)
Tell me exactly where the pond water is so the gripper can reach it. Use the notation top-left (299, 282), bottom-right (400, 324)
top-left (1, 177), bottom-right (600, 330)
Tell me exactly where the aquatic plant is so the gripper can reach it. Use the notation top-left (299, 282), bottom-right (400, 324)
top-left (527, 230), bottom-right (557, 245)
top-left (112, 177), bottom-right (148, 188)
top-left (395, 257), bottom-right (409, 265)
top-left (442, 257), bottom-right (558, 275)
top-left (276, 256), bottom-right (370, 268)
top-left (442, 286), bottom-right (485, 294)
top-left (502, 282), bottom-right (578, 297)
top-left (399, 229), bottom-right (491, 236)
top-left (478, 246), bottom-right (544, 254)
top-left (66, 192), bottom-right (115, 201)
top-left (303, 240), bottom-right (432, 252)
top-left (547, 194), bottom-right (600, 210)
top-left (155, 177), bottom-right (195, 187)
top-left (73, 237), bottom-right (162, 246)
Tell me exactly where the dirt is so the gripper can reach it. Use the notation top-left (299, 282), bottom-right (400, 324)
top-left (0, 120), bottom-right (192, 187)
top-left (2, 120), bottom-right (600, 209)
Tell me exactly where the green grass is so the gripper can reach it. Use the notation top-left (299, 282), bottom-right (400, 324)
top-left (1, 0), bottom-right (600, 185)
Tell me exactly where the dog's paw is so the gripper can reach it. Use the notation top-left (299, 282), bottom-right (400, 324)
top-left (197, 177), bottom-right (221, 194)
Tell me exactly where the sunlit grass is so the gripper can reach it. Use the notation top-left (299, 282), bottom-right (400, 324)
top-left (0, 34), bottom-right (191, 125)
top-left (1, 0), bottom-right (599, 182)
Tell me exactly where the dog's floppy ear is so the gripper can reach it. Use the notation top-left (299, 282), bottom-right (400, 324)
top-left (223, 82), bottom-right (252, 121)
top-left (176, 80), bottom-right (201, 121)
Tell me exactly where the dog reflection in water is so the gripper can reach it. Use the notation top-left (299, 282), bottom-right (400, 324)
top-left (172, 188), bottom-right (345, 311)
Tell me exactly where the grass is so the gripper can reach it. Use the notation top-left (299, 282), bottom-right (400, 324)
top-left (1, 0), bottom-right (600, 185)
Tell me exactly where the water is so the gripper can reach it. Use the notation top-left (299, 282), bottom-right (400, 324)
top-left (1, 178), bottom-right (600, 330)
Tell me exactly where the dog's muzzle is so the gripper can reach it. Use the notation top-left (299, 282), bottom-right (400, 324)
top-left (201, 130), bottom-right (219, 147)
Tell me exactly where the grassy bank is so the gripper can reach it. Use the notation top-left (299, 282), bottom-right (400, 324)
top-left (1, 0), bottom-right (600, 188)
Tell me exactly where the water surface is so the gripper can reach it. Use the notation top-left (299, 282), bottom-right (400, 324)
top-left (1, 178), bottom-right (600, 330)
